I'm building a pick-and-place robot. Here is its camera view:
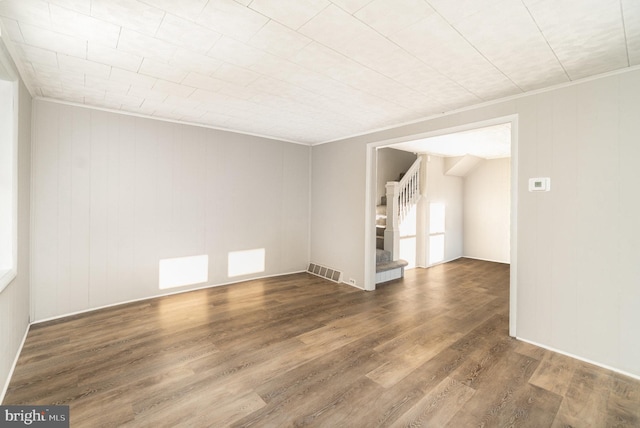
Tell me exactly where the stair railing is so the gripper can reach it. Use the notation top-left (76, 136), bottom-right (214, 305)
top-left (384, 157), bottom-right (421, 260)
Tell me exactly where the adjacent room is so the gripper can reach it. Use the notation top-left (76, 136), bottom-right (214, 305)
top-left (1, 0), bottom-right (639, 426)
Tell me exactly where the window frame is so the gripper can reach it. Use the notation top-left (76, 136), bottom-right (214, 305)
top-left (0, 41), bottom-right (19, 293)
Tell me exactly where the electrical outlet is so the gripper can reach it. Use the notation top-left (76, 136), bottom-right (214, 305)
top-left (348, 278), bottom-right (356, 285)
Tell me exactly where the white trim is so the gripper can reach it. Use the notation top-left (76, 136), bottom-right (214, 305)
top-left (463, 256), bottom-right (510, 264)
top-left (342, 280), bottom-right (364, 290)
top-left (516, 337), bottom-right (640, 381)
top-left (31, 270), bottom-right (306, 325)
top-left (363, 145), bottom-right (376, 291)
top-left (421, 255), bottom-right (463, 268)
top-left (0, 323), bottom-right (29, 404)
top-left (509, 117), bottom-right (519, 338)
top-left (0, 45), bottom-right (19, 295)
top-left (33, 97), bottom-right (311, 147)
top-left (364, 115), bottom-right (518, 299)
top-left (315, 64), bottom-right (640, 146)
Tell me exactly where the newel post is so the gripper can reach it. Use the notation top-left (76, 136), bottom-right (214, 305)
top-left (384, 182), bottom-right (400, 260)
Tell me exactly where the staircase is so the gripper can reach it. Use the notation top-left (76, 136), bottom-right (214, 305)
top-left (375, 158), bottom-right (421, 284)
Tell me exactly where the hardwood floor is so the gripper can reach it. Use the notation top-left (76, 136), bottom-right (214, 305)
top-left (4, 258), bottom-right (639, 427)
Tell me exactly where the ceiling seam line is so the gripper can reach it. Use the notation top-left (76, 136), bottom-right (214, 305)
top-left (426, 4), bottom-right (523, 92)
top-left (618, 0), bottom-right (631, 66)
top-left (341, 9), bottom-right (486, 102)
top-left (520, 0), bottom-right (571, 81)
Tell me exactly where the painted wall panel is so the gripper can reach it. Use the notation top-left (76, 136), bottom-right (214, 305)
top-left (0, 78), bottom-right (30, 400)
top-left (31, 100), bottom-right (310, 321)
top-left (310, 140), bottom-right (366, 287)
top-left (310, 68), bottom-right (640, 377)
top-left (424, 156), bottom-right (463, 265)
top-left (618, 71), bottom-right (640, 375)
top-left (463, 158), bottom-right (510, 263)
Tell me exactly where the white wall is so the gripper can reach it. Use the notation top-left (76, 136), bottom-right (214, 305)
top-left (422, 155), bottom-right (463, 266)
top-left (376, 148), bottom-right (416, 205)
top-left (310, 138), bottom-right (366, 287)
top-left (310, 68), bottom-right (640, 378)
top-left (464, 158), bottom-right (510, 263)
top-left (0, 78), bottom-right (30, 400)
top-left (31, 100), bottom-right (310, 322)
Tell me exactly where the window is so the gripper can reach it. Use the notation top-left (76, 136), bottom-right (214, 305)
top-left (0, 49), bottom-right (17, 293)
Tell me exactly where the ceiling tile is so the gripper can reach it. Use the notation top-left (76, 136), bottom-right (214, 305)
top-left (0, 18), bottom-right (25, 43)
top-left (0, 0), bottom-right (51, 29)
top-left (13, 43), bottom-right (59, 68)
top-left (453, 0), bottom-right (569, 90)
top-left (152, 79), bottom-right (196, 98)
top-left (127, 84), bottom-right (167, 102)
top-left (248, 20), bottom-right (312, 59)
top-left (426, 0), bottom-right (504, 24)
top-left (170, 50), bottom-right (223, 75)
top-left (117, 28), bottom-right (177, 61)
top-left (31, 62), bottom-right (84, 86)
top-left (207, 36), bottom-right (267, 68)
top-left (355, 0), bottom-right (435, 37)
top-left (57, 54), bottom-right (112, 79)
top-left (49, 0), bottom-right (91, 15)
top-left (212, 63), bottom-right (261, 86)
top-left (19, 23), bottom-right (87, 58)
top-left (182, 72), bottom-right (226, 92)
top-left (155, 13), bottom-right (221, 55)
top-left (299, 5), bottom-right (373, 53)
top-left (329, 0), bottom-right (372, 14)
top-left (391, 14), bottom-right (521, 99)
top-left (0, 0), bottom-right (634, 143)
top-left (196, 0), bottom-right (268, 42)
top-left (524, 0), bottom-right (628, 79)
top-left (50, 4), bottom-right (121, 48)
top-left (137, 0), bottom-right (208, 21)
top-left (85, 75), bottom-right (131, 94)
top-left (110, 67), bottom-right (158, 89)
top-left (217, 82), bottom-right (258, 100)
top-left (90, 0), bottom-right (165, 36)
top-left (139, 57), bottom-right (188, 83)
top-left (88, 42), bottom-right (144, 72)
top-left (622, 0), bottom-right (640, 65)
top-left (248, 0), bottom-right (329, 30)
top-left (105, 91), bottom-right (144, 108)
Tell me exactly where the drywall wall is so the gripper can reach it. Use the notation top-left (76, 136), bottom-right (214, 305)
top-left (31, 100), bottom-right (310, 321)
top-left (0, 78), bottom-right (31, 400)
top-left (422, 155), bottom-right (463, 266)
top-left (464, 158), bottom-right (510, 263)
top-left (310, 137), bottom-right (366, 287)
top-left (376, 147), bottom-right (416, 205)
top-left (310, 67), bottom-right (640, 377)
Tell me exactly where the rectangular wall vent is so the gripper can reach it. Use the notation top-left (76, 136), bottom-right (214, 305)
top-left (307, 263), bottom-right (342, 283)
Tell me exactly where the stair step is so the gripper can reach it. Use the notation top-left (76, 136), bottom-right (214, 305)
top-left (376, 259), bottom-right (408, 273)
top-left (376, 249), bottom-right (392, 264)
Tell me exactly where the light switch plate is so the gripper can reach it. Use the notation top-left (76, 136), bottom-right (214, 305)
top-left (529, 177), bottom-right (550, 192)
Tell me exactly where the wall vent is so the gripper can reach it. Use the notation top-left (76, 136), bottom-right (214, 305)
top-left (307, 263), bottom-right (342, 283)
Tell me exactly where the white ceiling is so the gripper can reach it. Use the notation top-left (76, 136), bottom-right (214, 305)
top-left (0, 0), bottom-right (638, 145)
top-left (390, 122), bottom-right (511, 159)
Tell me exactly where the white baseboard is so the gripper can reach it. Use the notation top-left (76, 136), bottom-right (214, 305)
top-left (1, 323), bottom-right (30, 404)
top-left (32, 270), bottom-right (306, 325)
top-left (462, 256), bottom-right (510, 264)
top-left (516, 337), bottom-right (640, 381)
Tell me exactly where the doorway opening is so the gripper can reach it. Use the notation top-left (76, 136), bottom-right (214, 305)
top-left (365, 115), bottom-right (518, 337)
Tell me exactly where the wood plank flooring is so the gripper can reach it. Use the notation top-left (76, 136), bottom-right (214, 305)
top-left (4, 258), bottom-right (640, 427)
